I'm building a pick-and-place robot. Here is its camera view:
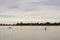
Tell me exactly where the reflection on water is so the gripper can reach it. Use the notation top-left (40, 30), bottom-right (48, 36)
top-left (0, 26), bottom-right (60, 40)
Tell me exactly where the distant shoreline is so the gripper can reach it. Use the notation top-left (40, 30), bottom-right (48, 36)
top-left (0, 25), bottom-right (60, 26)
top-left (0, 22), bottom-right (60, 26)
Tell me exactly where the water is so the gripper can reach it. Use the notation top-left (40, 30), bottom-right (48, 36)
top-left (0, 26), bottom-right (60, 40)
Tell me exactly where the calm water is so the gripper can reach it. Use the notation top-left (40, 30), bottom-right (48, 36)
top-left (0, 26), bottom-right (60, 40)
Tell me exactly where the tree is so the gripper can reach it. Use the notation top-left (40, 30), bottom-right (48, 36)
top-left (16, 23), bottom-right (20, 25)
top-left (45, 22), bottom-right (51, 25)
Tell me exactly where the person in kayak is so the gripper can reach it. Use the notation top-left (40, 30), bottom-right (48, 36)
top-left (45, 27), bottom-right (47, 31)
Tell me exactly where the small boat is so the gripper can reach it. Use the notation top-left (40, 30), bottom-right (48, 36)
top-left (8, 27), bottom-right (12, 29)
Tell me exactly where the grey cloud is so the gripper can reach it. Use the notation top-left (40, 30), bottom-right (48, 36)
top-left (40, 0), bottom-right (60, 6)
top-left (7, 5), bottom-right (18, 9)
top-left (0, 0), bottom-right (60, 11)
top-left (12, 0), bottom-right (60, 11)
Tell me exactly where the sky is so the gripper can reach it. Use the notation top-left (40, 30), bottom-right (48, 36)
top-left (0, 0), bottom-right (60, 23)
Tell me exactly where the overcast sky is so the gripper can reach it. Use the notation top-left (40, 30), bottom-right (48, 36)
top-left (0, 0), bottom-right (60, 23)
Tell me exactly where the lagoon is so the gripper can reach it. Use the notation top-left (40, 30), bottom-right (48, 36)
top-left (0, 26), bottom-right (60, 40)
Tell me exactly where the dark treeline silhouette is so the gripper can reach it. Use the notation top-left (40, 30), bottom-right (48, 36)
top-left (0, 22), bottom-right (60, 26)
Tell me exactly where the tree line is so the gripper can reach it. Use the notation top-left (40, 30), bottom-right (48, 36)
top-left (0, 22), bottom-right (60, 26)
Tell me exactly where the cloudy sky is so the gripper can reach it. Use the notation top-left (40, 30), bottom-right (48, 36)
top-left (0, 0), bottom-right (60, 23)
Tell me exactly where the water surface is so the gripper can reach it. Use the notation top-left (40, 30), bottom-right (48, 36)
top-left (0, 26), bottom-right (60, 40)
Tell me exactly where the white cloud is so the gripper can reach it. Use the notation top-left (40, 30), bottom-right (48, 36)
top-left (0, 0), bottom-right (60, 23)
